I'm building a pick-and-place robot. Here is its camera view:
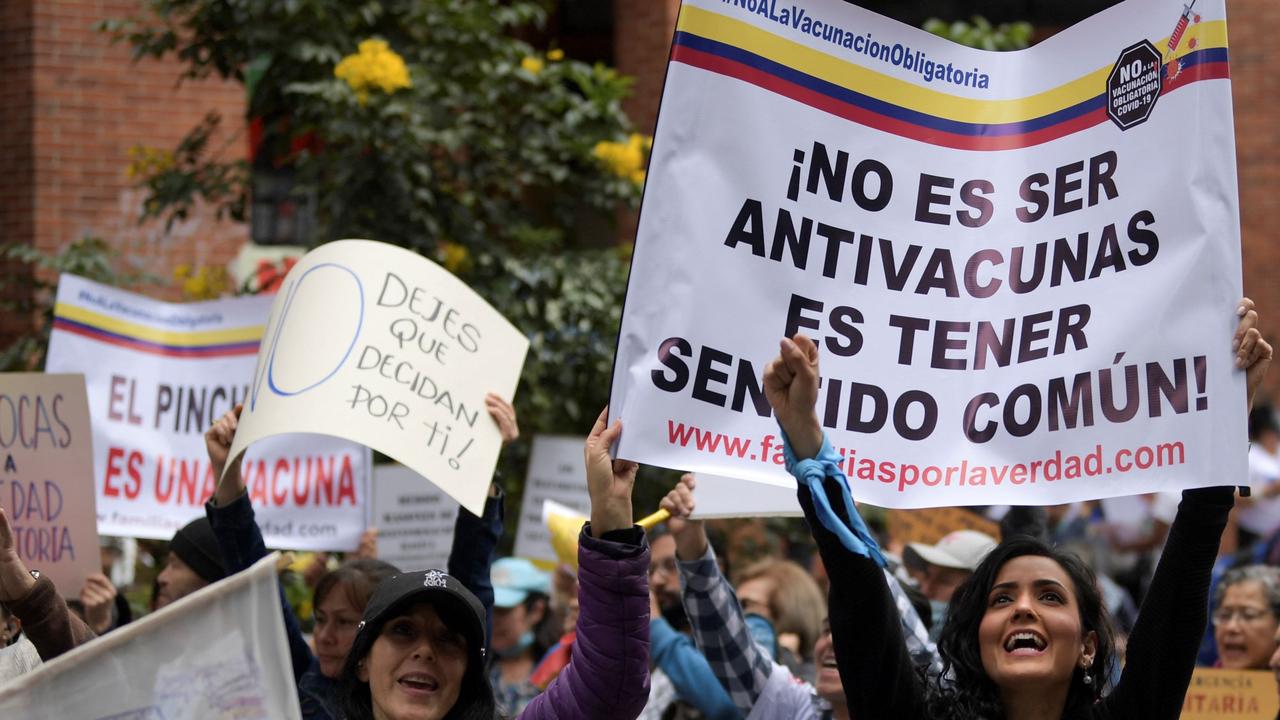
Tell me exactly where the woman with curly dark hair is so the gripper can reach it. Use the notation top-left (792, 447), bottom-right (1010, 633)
top-left (760, 298), bottom-right (1271, 720)
top-left (927, 537), bottom-right (1115, 718)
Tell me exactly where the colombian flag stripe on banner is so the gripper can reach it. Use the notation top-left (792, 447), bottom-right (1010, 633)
top-left (52, 303), bottom-right (262, 358)
top-left (672, 6), bottom-right (1229, 150)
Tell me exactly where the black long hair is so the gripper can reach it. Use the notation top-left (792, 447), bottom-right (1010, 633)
top-left (337, 596), bottom-right (499, 720)
top-left (925, 536), bottom-right (1115, 720)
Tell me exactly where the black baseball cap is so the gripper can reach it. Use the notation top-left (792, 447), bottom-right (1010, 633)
top-left (355, 569), bottom-right (487, 660)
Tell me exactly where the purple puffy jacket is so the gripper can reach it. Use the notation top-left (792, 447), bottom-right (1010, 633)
top-left (519, 525), bottom-right (651, 720)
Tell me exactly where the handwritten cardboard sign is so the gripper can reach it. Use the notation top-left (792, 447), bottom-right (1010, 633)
top-left (886, 506), bottom-right (1001, 547)
top-left (0, 373), bottom-right (99, 594)
top-left (1181, 668), bottom-right (1278, 720)
top-left (228, 240), bottom-right (529, 516)
top-left (371, 464), bottom-right (459, 572)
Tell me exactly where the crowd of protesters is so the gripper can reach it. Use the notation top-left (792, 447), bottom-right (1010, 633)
top-left (0, 298), bottom-right (1275, 720)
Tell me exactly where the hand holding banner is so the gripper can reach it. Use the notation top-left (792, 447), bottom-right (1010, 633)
top-left (229, 240), bottom-right (529, 516)
top-left (610, 0), bottom-right (1247, 508)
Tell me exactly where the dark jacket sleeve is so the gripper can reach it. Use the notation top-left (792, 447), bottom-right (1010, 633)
top-left (8, 575), bottom-right (95, 661)
top-left (447, 488), bottom-right (504, 650)
top-left (206, 493), bottom-right (315, 683)
top-left (520, 525), bottom-right (651, 720)
top-left (798, 477), bottom-right (927, 720)
top-left (1098, 486), bottom-right (1233, 720)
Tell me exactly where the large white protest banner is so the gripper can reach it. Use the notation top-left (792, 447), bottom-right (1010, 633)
top-left (372, 463), bottom-right (460, 572)
top-left (0, 374), bottom-right (99, 593)
top-left (611, 0), bottom-right (1246, 508)
top-left (0, 554), bottom-right (300, 719)
top-left (45, 275), bottom-right (370, 550)
top-left (227, 239), bottom-right (529, 517)
top-left (515, 435), bottom-right (591, 567)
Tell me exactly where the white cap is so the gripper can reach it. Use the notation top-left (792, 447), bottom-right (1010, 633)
top-left (904, 530), bottom-right (997, 572)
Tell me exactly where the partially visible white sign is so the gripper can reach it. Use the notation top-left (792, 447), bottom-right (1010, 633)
top-left (690, 472), bottom-right (802, 519)
top-left (514, 436), bottom-right (590, 567)
top-left (0, 553), bottom-right (300, 719)
top-left (45, 274), bottom-right (371, 551)
top-left (372, 464), bottom-right (459, 572)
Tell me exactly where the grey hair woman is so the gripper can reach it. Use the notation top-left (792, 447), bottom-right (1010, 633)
top-left (1213, 565), bottom-right (1280, 670)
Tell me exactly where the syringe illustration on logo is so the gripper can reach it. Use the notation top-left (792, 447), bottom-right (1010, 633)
top-left (1105, 2), bottom-right (1203, 130)
top-left (1162, 1), bottom-right (1202, 81)
top-left (1106, 40), bottom-right (1162, 130)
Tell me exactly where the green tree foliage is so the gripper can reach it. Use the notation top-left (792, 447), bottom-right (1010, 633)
top-left (923, 16), bottom-right (1034, 51)
top-left (100, 0), bottom-right (642, 253)
top-left (0, 239), bottom-right (157, 371)
top-left (100, 0), bottom-right (650, 526)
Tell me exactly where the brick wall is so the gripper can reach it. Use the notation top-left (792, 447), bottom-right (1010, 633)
top-left (1228, 0), bottom-right (1280, 401)
top-left (0, 0), bottom-right (248, 350)
top-left (0, 0), bottom-right (37, 341)
top-left (613, 0), bottom-right (681, 136)
top-left (34, 0), bottom-right (248, 285)
top-left (612, 0), bottom-right (680, 244)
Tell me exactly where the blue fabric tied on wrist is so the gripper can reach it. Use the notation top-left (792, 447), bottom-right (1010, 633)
top-left (782, 429), bottom-right (887, 568)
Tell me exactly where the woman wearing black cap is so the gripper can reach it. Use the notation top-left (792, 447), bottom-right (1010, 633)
top-left (204, 396), bottom-right (517, 720)
top-left (340, 568), bottom-right (495, 719)
top-left (338, 408), bottom-right (652, 720)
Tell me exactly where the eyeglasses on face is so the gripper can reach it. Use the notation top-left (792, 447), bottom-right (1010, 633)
top-left (1211, 606), bottom-right (1275, 625)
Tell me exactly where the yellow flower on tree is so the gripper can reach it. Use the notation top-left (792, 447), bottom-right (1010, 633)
top-left (126, 145), bottom-right (175, 180)
top-left (439, 241), bottom-right (472, 274)
top-left (521, 56), bottom-right (544, 75)
top-left (592, 133), bottom-right (652, 186)
top-left (176, 264), bottom-right (231, 301)
top-left (547, 48), bottom-right (565, 62)
top-left (335, 38), bottom-right (412, 105)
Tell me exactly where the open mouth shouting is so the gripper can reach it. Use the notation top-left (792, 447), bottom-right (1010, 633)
top-left (398, 672), bottom-right (442, 696)
top-left (1003, 630), bottom-right (1048, 656)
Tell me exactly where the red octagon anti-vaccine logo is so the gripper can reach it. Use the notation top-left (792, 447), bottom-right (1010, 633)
top-left (1106, 40), bottom-right (1163, 130)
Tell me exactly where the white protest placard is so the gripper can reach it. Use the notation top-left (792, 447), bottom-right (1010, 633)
top-left (690, 472), bottom-right (801, 519)
top-left (610, 0), bottom-right (1245, 509)
top-left (514, 435), bottom-right (590, 567)
top-left (0, 374), bottom-right (99, 593)
top-left (372, 464), bottom-right (460, 572)
top-left (45, 274), bottom-right (370, 550)
top-left (227, 239), bottom-right (528, 517)
top-left (0, 553), bottom-right (300, 719)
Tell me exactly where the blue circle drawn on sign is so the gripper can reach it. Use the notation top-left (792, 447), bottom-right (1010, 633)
top-left (266, 262), bottom-right (365, 397)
